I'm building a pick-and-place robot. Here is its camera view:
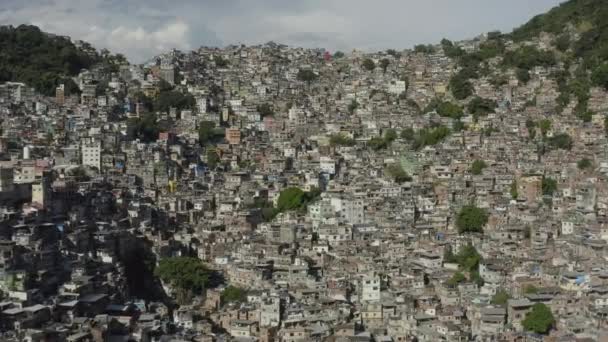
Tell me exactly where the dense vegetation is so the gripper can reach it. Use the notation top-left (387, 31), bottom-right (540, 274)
top-left (470, 160), bottom-right (487, 175)
top-left (522, 303), bottom-right (555, 334)
top-left (221, 286), bottom-right (248, 305)
top-left (444, 244), bottom-right (483, 286)
top-left (0, 25), bottom-right (101, 96)
top-left (385, 163), bottom-right (412, 183)
top-left (456, 205), bottom-right (489, 234)
top-left (511, 0), bottom-right (608, 66)
top-left (491, 289), bottom-right (511, 306)
top-left (155, 257), bottom-right (221, 296)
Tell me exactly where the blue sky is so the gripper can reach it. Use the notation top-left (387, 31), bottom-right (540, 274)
top-left (0, 0), bottom-right (564, 62)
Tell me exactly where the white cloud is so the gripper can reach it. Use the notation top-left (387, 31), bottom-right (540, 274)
top-left (0, 0), bottom-right (564, 62)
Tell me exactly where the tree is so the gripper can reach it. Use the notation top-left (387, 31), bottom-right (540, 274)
top-left (384, 129), bottom-right (398, 143)
top-left (547, 133), bottom-right (573, 150)
top-left (414, 44), bottom-right (435, 54)
top-left (491, 289), bottom-right (511, 306)
top-left (591, 63), bottom-right (608, 90)
top-left (154, 90), bottom-right (196, 113)
top-left (155, 257), bottom-right (217, 294)
top-left (348, 100), bottom-right (359, 115)
top-left (329, 134), bottom-right (355, 147)
top-left (578, 158), bottom-right (592, 170)
top-left (456, 205), bottom-right (488, 234)
top-left (206, 149), bottom-right (221, 169)
top-left (198, 121), bottom-right (217, 146)
top-left (277, 187), bottom-right (306, 212)
top-left (526, 119), bottom-right (537, 140)
top-left (401, 128), bottom-right (415, 141)
top-left (539, 119), bottom-right (552, 137)
top-left (386, 49), bottom-right (401, 58)
top-left (296, 69), bottom-right (317, 85)
top-left (379, 58), bottom-right (390, 74)
top-left (446, 272), bottom-right (466, 286)
top-left (470, 160), bottom-right (487, 175)
top-left (516, 68), bottom-right (531, 84)
top-left (455, 244), bottom-right (481, 272)
top-left (524, 285), bottom-right (539, 294)
top-left (443, 245), bottom-right (457, 263)
top-left (386, 163), bottom-right (412, 184)
top-left (510, 180), bottom-right (519, 199)
top-left (542, 177), bottom-right (558, 196)
top-left (450, 72), bottom-right (474, 100)
top-left (467, 97), bottom-right (497, 118)
top-left (368, 137), bottom-right (388, 150)
top-left (554, 33), bottom-right (571, 52)
top-left (257, 103), bottom-right (275, 117)
top-left (362, 58), bottom-right (376, 71)
top-left (221, 286), bottom-right (247, 305)
top-left (333, 51), bottom-right (345, 59)
top-left (522, 303), bottom-right (555, 334)
top-left (129, 113), bottom-right (162, 143)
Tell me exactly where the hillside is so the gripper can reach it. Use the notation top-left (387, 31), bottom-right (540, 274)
top-left (511, 0), bottom-right (608, 66)
top-left (0, 25), bottom-right (101, 96)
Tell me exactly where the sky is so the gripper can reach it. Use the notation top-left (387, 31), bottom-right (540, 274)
top-left (0, 0), bottom-right (564, 63)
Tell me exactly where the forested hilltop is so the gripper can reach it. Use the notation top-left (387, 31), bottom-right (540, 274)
top-left (0, 25), bottom-right (123, 96)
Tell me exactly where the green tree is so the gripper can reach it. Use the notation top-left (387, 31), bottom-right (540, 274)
top-left (155, 257), bottom-right (216, 294)
top-left (329, 133), bottom-right (355, 147)
top-left (516, 68), bottom-right (531, 84)
top-left (446, 272), bottom-right (466, 286)
top-left (578, 158), bottom-right (592, 170)
top-left (414, 44), bottom-right (435, 54)
top-left (591, 63), bottom-right (608, 90)
top-left (296, 69), bottom-right (317, 85)
top-left (450, 72), bottom-right (474, 100)
top-left (539, 119), bottom-right (552, 137)
top-left (384, 129), bottom-right (398, 143)
top-left (333, 51), bottom-right (345, 59)
top-left (554, 33), bottom-right (571, 52)
top-left (542, 177), bottom-right (558, 196)
top-left (522, 303), bottom-right (555, 334)
top-left (412, 126), bottom-right (451, 150)
top-left (129, 113), bottom-right (162, 143)
top-left (510, 180), bottom-right (519, 199)
top-left (276, 187), bottom-right (305, 212)
top-left (443, 245), bottom-right (457, 263)
top-left (206, 148), bottom-right (221, 169)
top-left (470, 160), bottom-right (487, 175)
top-left (221, 286), bottom-right (248, 305)
top-left (467, 97), bottom-right (497, 118)
top-left (154, 90), bottom-right (196, 113)
top-left (526, 119), bottom-right (537, 140)
top-left (401, 128), bottom-right (415, 141)
top-left (368, 137), bottom-right (387, 150)
top-left (525, 285), bottom-right (539, 294)
top-left (379, 58), bottom-right (390, 74)
top-left (547, 133), bottom-right (573, 150)
top-left (491, 289), bottom-right (511, 306)
top-left (348, 100), bottom-right (359, 115)
top-left (456, 205), bottom-right (488, 234)
top-left (362, 58), bottom-right (376, 71)
top-left (455, 244), bottom-right (482, 272)
top-left (257, 103), bottom-right (275, 117)
top-left (385, 163), bottom-right (412, 184)
top-left (198, 121), bottom-right (217, 146)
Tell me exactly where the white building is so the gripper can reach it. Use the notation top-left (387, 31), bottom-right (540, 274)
top-left (320, 156), bottom-right (336, 175)
top-left (81, 141), bottom-right (101, 170)
top-left (360, 274), bottom-right (381, 302)
top-left (388, 80), bottom-right (407, 94)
